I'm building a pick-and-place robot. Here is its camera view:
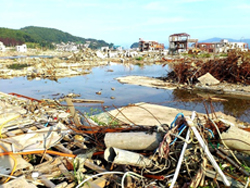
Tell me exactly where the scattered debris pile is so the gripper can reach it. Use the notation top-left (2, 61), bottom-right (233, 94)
top-left (0, 57), bottom-right (105, 79)
top-left (1, 91), bottom-right (250, 187)
top-left (0, 48), bottom-right (170, 79)
top-left (166, 51), bottom-right (250, 85)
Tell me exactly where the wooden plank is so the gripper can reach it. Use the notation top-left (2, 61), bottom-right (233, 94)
top-left (71, 99), bottom-right (104, 103)
top-left (0, 176), bottom-right (37, 188)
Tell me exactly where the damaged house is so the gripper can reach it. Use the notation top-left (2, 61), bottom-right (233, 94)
top-left (168, 33), bottom-right (198, 54)
top-left (139, 38), bottom-right (164, 52)
top-left (195, 39), bottom-right (249, 53)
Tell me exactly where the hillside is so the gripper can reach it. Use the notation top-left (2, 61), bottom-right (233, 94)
top-left (0, 28), bottom-right (36, 46)
top-left (130, 42), bottom-right (139, 49)
top-left (0, 26), bottom-right (113, 49)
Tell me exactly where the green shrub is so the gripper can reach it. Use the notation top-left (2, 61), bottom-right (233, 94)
top-left (7, 63), bottom-right (30, 70)
top-left (135, 57), bottom-right (143, 61)
top-left (85, 108), bottom-right (119, 126)
top-left (197, 53), bottom-right (211, 58)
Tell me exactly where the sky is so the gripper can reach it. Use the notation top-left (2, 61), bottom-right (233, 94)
top-left (1, 0), bottom-right (250, 48)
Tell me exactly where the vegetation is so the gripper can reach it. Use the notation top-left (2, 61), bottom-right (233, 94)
top-left (21, 26), bottom-right (112, 49)
top-left (135, 56), bottom-right (143, 61)
top-left (0, 26), bottom-right (112, 49)
top-left (216, 53), bottom-right (228, 57)
top-left (197, 53), bottom-right (212, 58)
top-left (183, 52), bottom-right (212, 58)
top-left (0, 28), bottom-right (34, 46)
top-left (85, 108), bottom-right (119, 126)
top-left (7, 63), bottom-right (30, 70)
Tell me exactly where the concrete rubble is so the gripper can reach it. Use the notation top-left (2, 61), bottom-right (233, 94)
top-left (0, 48), bottom-right (170, 80)
top-left (114, 50), bottom-right (250, 98)
top-left (197, 72), bottom-right (220, 86)
top-left (0, 91), bottom-right (250, 187)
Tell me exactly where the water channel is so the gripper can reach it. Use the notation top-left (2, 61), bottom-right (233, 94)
top-left (1, 63), bottom-right (250, 123)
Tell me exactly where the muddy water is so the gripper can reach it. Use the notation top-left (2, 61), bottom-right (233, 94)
top-left (0, 63), bottom-right (250, 123)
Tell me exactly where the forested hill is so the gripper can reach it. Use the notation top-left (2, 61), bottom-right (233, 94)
top-left (0, 26), bottom-right (113, 49)
top-left (0, 28), bottom-right (36, 46)
top-left (130, 42), bottom-right (139, 49)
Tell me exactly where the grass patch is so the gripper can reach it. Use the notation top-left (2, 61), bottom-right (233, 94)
top-left (135, 56), bottom-right (143, 61)
top-left (219, 53), bottom-right (228, 57)
top-left (85, 108), bottom-right (119, 126)
top-left (197, 53), bottom-right (211, 58)
top-left (7, 63), bottom-right (30, 70)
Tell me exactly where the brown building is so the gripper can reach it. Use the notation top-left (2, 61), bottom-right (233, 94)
top-left (139, 38), bottom-right (164, 52)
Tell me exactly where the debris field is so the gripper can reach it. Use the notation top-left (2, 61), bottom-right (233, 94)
top-left (165, 51), bottom-right (250, 86)
top-left (1, 91), bottom-right (250, 188)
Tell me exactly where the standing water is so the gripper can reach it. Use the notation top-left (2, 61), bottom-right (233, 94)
top-left (0, 63), bottom-right (250, 123)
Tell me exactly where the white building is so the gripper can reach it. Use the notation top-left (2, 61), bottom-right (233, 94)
top-left (0, 41), bottom-right (5, 52)
top-left (16, 44), bottom-right (27, 52)
top-left (196, 39), bottom-right (249, 53)
top-left (214, 39), bottom-right (248, 53)
top-left (101, 46), bottom-right (109, 52)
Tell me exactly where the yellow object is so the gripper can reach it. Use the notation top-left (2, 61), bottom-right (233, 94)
top-left (0, 114), bottom-right (21, 138)
top-left (0, 144), bottom-right (17, 183)
top-left (188, 48), bottom-right (201, 54)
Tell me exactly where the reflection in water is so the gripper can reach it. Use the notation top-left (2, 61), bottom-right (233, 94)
top-left (221, 97), bottom-right (250, 120)
top-left (171, 89), bottom-right (250, 123)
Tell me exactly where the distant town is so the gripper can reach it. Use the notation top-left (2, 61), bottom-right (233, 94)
top-left (0, 32), bottom-right (248, 56)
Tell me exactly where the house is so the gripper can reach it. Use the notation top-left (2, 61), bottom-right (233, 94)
top-left (215, 39), bottom-right (248, 53)
top-left (139, 38), bottom-right (164, 52)
top-left (195, 39), bottom-right (249, 53)
top-left (101, 46), bottom-right (109, 52)
top-left (112, 45), bottom-right (123, 51)
top-left (16, 44), bottom-right (27, 52)
top-left (195, 42), bottom-right (215, 53)
top-left (84, 41), bottom-right (91, 48)
top-left (0, 41), bottom-right (6, 52)
top-left (169, 33), bottom-right (198, 54)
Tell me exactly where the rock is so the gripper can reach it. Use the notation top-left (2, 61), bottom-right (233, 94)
top-left (96, 91), bottom-right (102, 95)
top-left (197, 72), bottom-right (220, 86)
top-left (66, 93), bottom-right (81, 98)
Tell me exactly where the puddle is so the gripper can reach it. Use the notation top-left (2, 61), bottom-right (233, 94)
top-left (0, 63), bottom-right (249, 123)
